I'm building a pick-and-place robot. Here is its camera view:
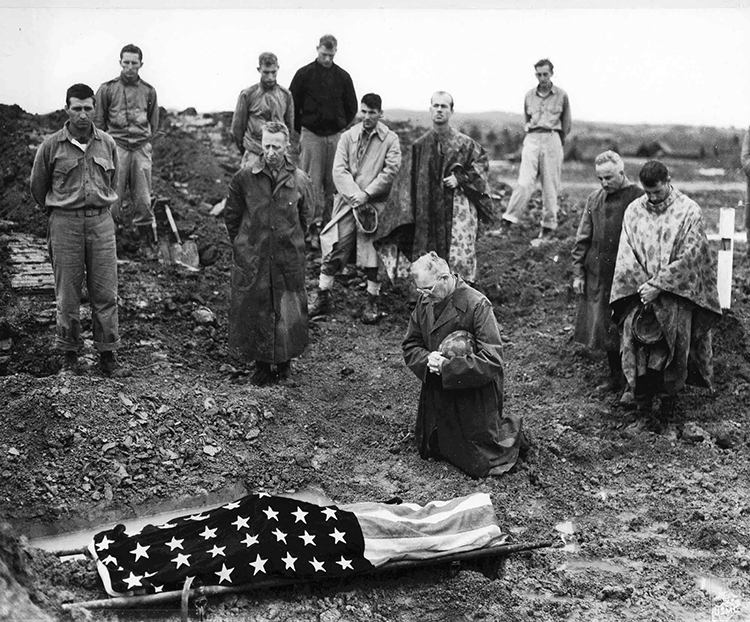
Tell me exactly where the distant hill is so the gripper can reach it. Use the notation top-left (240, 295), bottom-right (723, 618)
top-left (383, 108), bottom-right (745, 168)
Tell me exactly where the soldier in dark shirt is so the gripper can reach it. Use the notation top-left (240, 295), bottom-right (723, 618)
top-left (289, 34), bottom-right (357, 249)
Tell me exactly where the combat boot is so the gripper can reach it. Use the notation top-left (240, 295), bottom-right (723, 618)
top-left (100, 351), bottom-right (119, 377)
top-left (136, 224), bottom-right (158, 261)
top-left (251, 361), bottom-right (275, 386)
top-left (308, 288), bottom-right (332, 317)
top-left (60, 350), bottom-right (79, 375)
top-left (361, 294), bottom-right (380, 325)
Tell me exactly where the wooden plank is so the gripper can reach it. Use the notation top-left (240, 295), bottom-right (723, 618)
top-left (2, 232), bottom-right (55, 294)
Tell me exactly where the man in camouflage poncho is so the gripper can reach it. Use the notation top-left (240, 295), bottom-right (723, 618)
top-left (610, 161), bottom-right (721, 428)
top-left (375, 91), bottom-right (494, 285)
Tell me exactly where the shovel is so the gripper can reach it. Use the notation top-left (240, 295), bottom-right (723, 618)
top-left (152, 198), bottom-right (200, 271)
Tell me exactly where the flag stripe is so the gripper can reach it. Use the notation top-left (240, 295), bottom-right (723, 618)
top-left (343, 493), bottom-right (508, 567)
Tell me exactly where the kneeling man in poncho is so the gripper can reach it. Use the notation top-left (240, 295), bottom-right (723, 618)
top-left (402, 252), bottom-right (523, 478)
top-left (610, 160), bottom-right (721, 426)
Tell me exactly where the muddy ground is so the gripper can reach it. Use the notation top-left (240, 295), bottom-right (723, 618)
top-left (1, 104), bottom-right (749, 621)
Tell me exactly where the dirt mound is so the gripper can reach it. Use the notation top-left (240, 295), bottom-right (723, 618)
top-left (1, 104), bottom-right (749, 621)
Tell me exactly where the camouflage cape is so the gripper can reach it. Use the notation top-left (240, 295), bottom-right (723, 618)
top-left (610, 188), bottom-right (722, 395)
top-left (374, 127), bottom-right (494, 282)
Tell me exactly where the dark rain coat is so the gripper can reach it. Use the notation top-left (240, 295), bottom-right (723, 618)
top-left (571, 181), bottom-right (644, 351)
top-left (225, 154), bottom-right (313, 364)
top-left (402, 277), bottom-right (523, 478)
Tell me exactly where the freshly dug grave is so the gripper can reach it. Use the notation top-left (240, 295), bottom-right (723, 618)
top-left (0, 104), bottom-right (749, 621)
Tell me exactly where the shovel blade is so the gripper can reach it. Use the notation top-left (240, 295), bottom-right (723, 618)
top-left (180, 240), bottom-right (200, 270)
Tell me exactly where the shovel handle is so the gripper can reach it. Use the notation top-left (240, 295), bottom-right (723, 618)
top-left (164, 205), bottom-right (182, 244)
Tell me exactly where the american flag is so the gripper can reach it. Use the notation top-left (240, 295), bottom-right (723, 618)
top-left (90, 492), bottom-right (507, 597)
top-left (90, 492), bottom-right (373, 596)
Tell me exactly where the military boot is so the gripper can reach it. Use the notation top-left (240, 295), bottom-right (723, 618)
top-left (361, 294), bottom-right (380, 325)
top-left (308, 288), bottom-right (332, 317)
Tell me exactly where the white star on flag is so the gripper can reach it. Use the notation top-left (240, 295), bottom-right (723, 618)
top-left (166, 537), bottom-right (184, 551)
top-left (241, 533), bottom-right (259, 547)
top-left (322, 507), bottom-right (337, 521)
top-left (223, 501), bottom-right (241, 510)
top-left (272, 528), bottom-right (288, 543)
top-left (102, 555), bottom-right (117, 566)
top-left (157, 522), bottom-right (176, 530)
top-left (309, 557), bottom-right (325, 572)
top-left (330, 528), bottom-right (346, 544)
top-left (258, 492), bottom-right (270, 498)
top-left (263, 506), bottom-right (279, 521)
top-left (299, 531), bottom-right (316, 546)
top-left (144, 572), bottom-right (157, 578)
top-left (171, 553), bottom-right (191, 569)
top-left (123, 572), bottom-right (143, 589)
top-left (336, 557), bottom-right (353, 570)
top-left (188, 513), bottom-right (210, 521)
top-left (231, 516), bottom-right (250, 530)
top-left (131, 543), bottom-right (150, 561)
top-left (207, 545), bottom-right (226, 558)
top-left (215, 564), bottom-right (234, 584)
top-left (281, 551), bottom-right (297, 570)
top-left (249, 554), bottom-right (267, 575)
top-left (199, 526), bottom-right (218, 540)
top-left (292, 507), bottom-right (308, 523)
top-left (96, 535), bottom-right (114, 551)
top-left (154, 585), bottom-right (164, 593)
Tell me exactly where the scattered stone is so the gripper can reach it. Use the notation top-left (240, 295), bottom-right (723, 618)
top-left (681, 422), bottom-right (707, 444)
top-left (191, 307), bottom-right (216, 325)
top-left (714, 430), bottom-right (736, 450)
top-left (598, 584), bottom-right (633, 601)
top-left (245, 428), bottom-right (260, 441)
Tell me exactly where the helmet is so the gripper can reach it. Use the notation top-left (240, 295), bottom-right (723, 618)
top-left (353, 204), bottom-right (378, 234)
top-left (632, 304), bottom-right (664, 345)
top-left (439, 330), bottom-right (476, 358)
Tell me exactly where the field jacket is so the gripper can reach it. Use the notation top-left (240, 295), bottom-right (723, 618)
top-left (94, 75), bottom-right (159, 150)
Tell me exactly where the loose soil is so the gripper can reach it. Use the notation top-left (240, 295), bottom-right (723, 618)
top-left (1, 104), bottom-right (749, 621)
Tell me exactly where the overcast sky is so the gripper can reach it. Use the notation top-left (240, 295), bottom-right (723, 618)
top-left (1, 0), bottom-right (749, 129)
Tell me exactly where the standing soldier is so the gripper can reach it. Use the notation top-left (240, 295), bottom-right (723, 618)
top-left (376, 91), bottom-right (495, 286)
top-left (30, 83), bottom-right (122, 376)
top-left (95, 43), bottom-right (159, 254)
top-left (231, 52), bottom-right (295, 169)
top-left (309, 93), bottom-right (401, 323)
top-left (289, 34), bottom-right (358, 250)
top-left (610, 161), bottom-right (721, 429)
top-left (499, 59), bottom-right (571, 244)
top-left (224, 122), bottom-right (313, 386)
top-left (571, 151), bottom-right (644, 404)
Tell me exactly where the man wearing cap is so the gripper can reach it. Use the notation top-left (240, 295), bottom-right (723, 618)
top-left (94, 43), bottom-right (159, 254)
top-left (402, 252), bottom-right (524, 478)
top-left (610, 160), bottom-right (721, 429)
top-left (499, 58), bottom-right (571, 244)
top-left (308, 93), bottom-right (401, 324)
top-left (376, 91), bottom-right (495, 286)
top-left (289, 34), bottom-right (358, 249)
top-left (231, 51), bottom-right (295, 169)
top-left (31, 83), bottom-right (121, 376)
top-left (572, 151), bottom-right (644, 403)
